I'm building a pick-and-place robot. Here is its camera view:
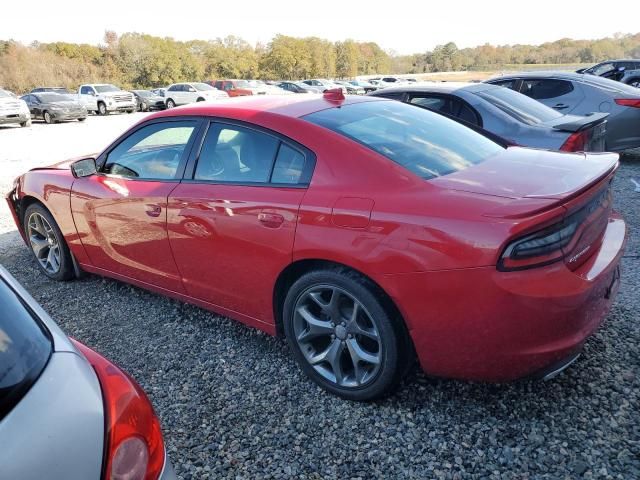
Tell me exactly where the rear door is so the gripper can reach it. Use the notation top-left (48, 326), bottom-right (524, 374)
top-left (518, 78), bottom-right (585, 114)
top-left (168, 120), bottom-right (314, 325)
top-left (71, 118), bottom-right (201, 291)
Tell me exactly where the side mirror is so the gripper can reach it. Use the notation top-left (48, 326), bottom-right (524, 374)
top-left (71, 158), bottom-right (97, 178)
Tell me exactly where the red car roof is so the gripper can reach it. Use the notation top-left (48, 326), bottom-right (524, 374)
top-left (145, 94), bottom-right (384, 122)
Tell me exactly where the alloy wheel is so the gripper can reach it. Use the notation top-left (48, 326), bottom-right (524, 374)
top-left (27, 212), bottom-right (61, 274)
top-left (293, 285), bottom-right (382, 388)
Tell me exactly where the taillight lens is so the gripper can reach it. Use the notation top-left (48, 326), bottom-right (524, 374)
top-left (498, 220), bottom-right (578, 271)
top-left (560, 130), bottom-right (588, 152)
top-left (615, 98), bottom-right (640, 108)
top-left (72, 340), bottom-right (165, 480)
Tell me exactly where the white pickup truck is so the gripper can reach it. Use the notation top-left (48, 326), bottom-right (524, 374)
top-left (78, 84), bottom-right (136, 115)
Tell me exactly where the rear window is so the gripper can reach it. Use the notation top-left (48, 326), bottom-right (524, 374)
top-left (474, 86), bottom-right (563, 125)
top-left (0, 278), bottom-right (52, 420)
top-left (304, 100), bottom-right (503, 180)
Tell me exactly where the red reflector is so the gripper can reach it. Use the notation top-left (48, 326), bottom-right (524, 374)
top-left (615, 98), bottom-right (640, 108)
top-left (323, 88), bottom-right (345, 101)
top-left (560, 130), bottom-right (588, 152)
top-left (72, 340), bottom-right (165, 480)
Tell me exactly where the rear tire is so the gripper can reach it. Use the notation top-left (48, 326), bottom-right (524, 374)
top-left (166, 99), bottom-right (175, 109)
top-left (23, 203), bottom-right (74, 281)
top-left (20, 119), bottom-right (31, 127)
top-left (283, 268), bottom-right (410, 401)
top-left (196, 97), bottom-right (205, 102)
top-left (78, 117), bottom-right (86, 122)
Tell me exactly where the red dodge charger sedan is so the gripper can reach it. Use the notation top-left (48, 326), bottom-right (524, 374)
top-left (7, 91), bottom-right (626, 400)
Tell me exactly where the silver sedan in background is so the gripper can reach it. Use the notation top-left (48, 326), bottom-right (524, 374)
top-left (0, 265), bottom-right (176, 480)
top-left (485, 72), bottom-right (640, 153)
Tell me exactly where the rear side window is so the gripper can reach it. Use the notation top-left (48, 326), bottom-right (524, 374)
top-left (0, 278), bottom-right (52, 420)
top-left (271, 144), bottom-right (306, 184)
top-left (474, 86), bottom-right (562, 125)
top-left (304, 100), bottom-right (503, 180)
top-left (195, 125), bottom-right (280, 183)
top-left (408, 94), bottom-right (480, 125)
top-left (520, 79), bottom-right (573, 99)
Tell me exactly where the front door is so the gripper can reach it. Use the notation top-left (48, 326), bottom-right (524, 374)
top-left (168, 121), bottom-right (312, 324)
top-left (71, 119), bottom-right (201, 292)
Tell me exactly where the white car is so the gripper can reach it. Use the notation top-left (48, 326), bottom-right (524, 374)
top-left (78, 84), bottom-right (136, 115)
top-left (302, 79), bottom-right (347, 93)
top-left (0, 89), bottom-right (31, 127)
top-left (164, 82), bottom-right (229, 108)
top-left (334, 81), bottom-right (366, 95)
top-left (368, 76), bottom-right (406, 89)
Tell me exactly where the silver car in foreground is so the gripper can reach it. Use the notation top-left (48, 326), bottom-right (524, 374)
top-left (485, 72), bottom-right (640, 152)
top-left (0, 265), bottom-right (176, 480)
top-left (369, 82), bottom-right (608, 152)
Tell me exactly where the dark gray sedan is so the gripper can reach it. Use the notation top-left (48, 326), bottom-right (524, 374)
top-left (485, 72), bottom-right (640, 152)
top-left (131, 90), bottom-right (167, 111)
top-left (20, 92), bottom-right (87, 124)
top-left (369, 82), bottom-right (608, 152)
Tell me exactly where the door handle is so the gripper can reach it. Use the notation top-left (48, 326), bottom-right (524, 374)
top-left (258, 212), bottom-right (284, 228)
top-left (554, 103), bottom-right (569, 109)
top-left (145, 204), bottom-right (162, 217)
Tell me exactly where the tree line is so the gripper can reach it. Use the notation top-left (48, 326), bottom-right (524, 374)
top-left (1, 31), bottom-right (638, 93)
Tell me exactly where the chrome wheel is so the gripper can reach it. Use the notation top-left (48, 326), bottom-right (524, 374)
top-left (27, 212), bottom-right (61, 274)
top-left (293, 285), bottom-right (382, 388)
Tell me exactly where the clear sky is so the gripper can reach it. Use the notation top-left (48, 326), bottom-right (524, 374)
top-left (4, 0), bottom-right (637, 54)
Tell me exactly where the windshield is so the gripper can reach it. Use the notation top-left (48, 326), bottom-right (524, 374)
top-left (0, 276), bottom-right (52, 420)
top-left (474, 86), bottom-right (562, 125)
top-left (37, 93), bottom-right (75, 102)
top-left (304, 100), bottom-right (503, 180)
top-left (94, 84), bottom-right (120, 93)
top-left (193, 83), bottom-right (214, 91)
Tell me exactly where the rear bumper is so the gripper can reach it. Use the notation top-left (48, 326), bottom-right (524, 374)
top-left (384, 212), bottom-right (626, 382)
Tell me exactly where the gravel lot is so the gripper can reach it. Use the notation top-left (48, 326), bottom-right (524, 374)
top-left (0, 116), bottom-right (638, 479)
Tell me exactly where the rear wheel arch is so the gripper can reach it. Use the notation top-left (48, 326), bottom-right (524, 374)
top-left (273, 259), bottom-right (412, 345)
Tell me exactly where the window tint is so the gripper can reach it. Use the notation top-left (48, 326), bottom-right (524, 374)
top-left (0, 277), bottom-right (52, 420)
top-left (408, 95), bottom-right (480, 125)
top-left (168, 85), bottom-right (180, 92)
top-left (194, 125), bottom-right (279, 183)
top-left (591, 63), bottom-right (615, 76)
top-left (304, 101), bottom-right (503, 180)
top-left (80, 86), bottom-right (93, 95)
top-left (214, 81), bottom-right (223, 89)
top-left (474, 86), bottom-right (562, 125)
top-left (520, 79), bottom-right (573, 100)
top-left (271, 144), bottom-right (306, 184)
top-left (490, 79), bottom-right (517, 90)
top-left (409, 96), bottom-right (447, 111)
top-left (103, 121), bottom-right (197, 179)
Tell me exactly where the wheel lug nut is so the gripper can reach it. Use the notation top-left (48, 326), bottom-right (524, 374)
top-left (330, 322), bottom-right (335, 327)
top-left (331, 334), bottom-right (335, 339)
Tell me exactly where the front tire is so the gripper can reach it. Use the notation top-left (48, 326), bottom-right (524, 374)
top-left (23, 203), bottom-right (74, 281)
top-left (166, 99), bottom-right (175, 109)
top-left (283, 268), bottom-right (409, 401)
top-left (20, 118), bottom-right (31, 127)
top-left (97, 102), bottom-right (108, 115)
top-left (43, 111), bottom-right (53, 124)
top-left (78, 117), bottom-right (86, 122)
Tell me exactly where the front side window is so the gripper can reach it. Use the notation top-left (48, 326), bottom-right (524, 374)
top-left (304, 100), bottom-right (503, 180)
top-left (194, 124), bottom-right (279, 183)
top-left (520, 79), bottom-right (574, 100)
top-left (80, 86), bottom-right (94, 95)
top-left (103, 121), bottom-right (197, 179)
top-left (0, 278), bottom-right (52, 420)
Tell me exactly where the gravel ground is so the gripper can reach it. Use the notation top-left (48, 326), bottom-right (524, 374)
top-left (0, 117), bottom-right (639, 479)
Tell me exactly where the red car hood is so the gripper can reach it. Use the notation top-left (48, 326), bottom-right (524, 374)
top-left (30, 154), bottom-right (98, 172)
top-left (431, 147), bottom-right (618, 200)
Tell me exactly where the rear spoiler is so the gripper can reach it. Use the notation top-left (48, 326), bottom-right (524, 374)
top-left (552, 112), bottom-right (609, 133)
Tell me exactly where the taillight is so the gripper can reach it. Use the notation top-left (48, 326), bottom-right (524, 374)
top-left (72, 340), bottom-right (165, 480)
top-left (560, 130), bottom-right (588, 152)
top-left (615, 98), bottom-right (640, 108)
top-left (498, 219), bottom-right (578, 271)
